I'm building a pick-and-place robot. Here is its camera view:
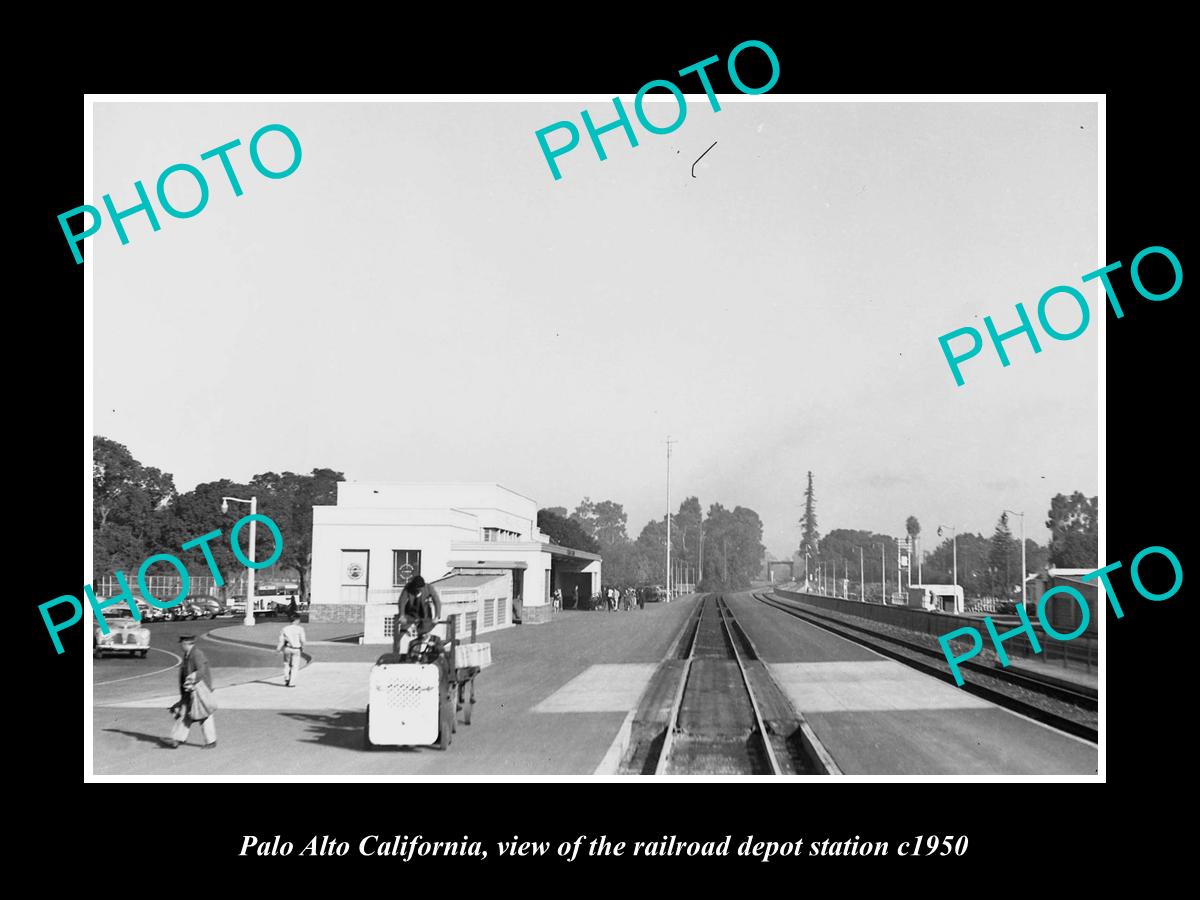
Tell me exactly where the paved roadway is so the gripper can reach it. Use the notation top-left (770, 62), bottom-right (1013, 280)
top-left (91, 594), bottom-right (1097, 776)
top-left (725, 593), bottom-right (1097, 775)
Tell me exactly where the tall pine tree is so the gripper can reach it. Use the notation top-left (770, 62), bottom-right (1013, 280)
top-left (800, 471), bottom-right (820, 580)
top-left (988, 512), bottom-right (1015, 599)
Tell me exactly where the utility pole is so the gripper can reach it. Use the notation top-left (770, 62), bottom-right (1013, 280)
top-left (939, 524), bottom-right (958, 595)
top-left (880, 542), bottom-right (885, 604)
top-left (860, 546), bottom-right (865, 602)
top-left (666, 437), bottom-right (676, 602)
top-left (1004, 509), bottom-right (1027, 612)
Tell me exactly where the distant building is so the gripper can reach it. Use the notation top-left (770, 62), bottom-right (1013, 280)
top-left (309, 483), bottom-right (601, 640)
top-left (1028, 568), bottom-right (1097, 637)
top-left (908, 584), bottom-right (965, 614)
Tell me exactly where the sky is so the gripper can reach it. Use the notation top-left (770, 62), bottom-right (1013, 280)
top-left (92, 99), bottom-right (1098, 559)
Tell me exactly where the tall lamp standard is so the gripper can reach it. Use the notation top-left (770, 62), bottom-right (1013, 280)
top-left (937, 524), bottom-right (958, 597)
top-left (1003, 509), bottom-right (1026, 612)
top-left (223, 495), bottom-right (258, 627)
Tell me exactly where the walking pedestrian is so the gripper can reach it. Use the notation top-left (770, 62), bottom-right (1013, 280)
top-left (167, 635), bottom-right (217, 749)
top-left (276, 614), bottom-right (307, 687)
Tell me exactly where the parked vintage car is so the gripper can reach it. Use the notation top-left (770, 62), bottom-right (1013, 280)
top-left (186, 596), bottom-right (223, 619)
top-left (94, 618), bottom-right (151, 658)
top-left (135, 600), bottom-right (167, 622)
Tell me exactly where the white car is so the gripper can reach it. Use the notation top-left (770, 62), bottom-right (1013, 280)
top-left (94, 618), bottom-right (151, 658)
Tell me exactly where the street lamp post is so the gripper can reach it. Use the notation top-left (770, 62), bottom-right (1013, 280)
top-left (938, 524), bottom-right (958, 596)
top-left (859, 546), bottom-right (865, 602)
top-left (223, 495), bottom-right (258, 627)
top-left (1003, 509), bottom-right (1027, 612)
top-left (880, 542), bottom-right (885, 604)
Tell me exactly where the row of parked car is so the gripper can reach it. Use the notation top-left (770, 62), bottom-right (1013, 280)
top-left (93, 594), bottom-right (307, 658)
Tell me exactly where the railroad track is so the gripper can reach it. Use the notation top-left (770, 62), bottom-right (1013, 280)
top-left (621, 594), bottom-right (838, 775)
top-left (752, 592), bottom-right (1098, 743)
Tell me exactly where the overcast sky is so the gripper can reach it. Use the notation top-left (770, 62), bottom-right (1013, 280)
top-left (92, 100), bottom-right (1098, 558)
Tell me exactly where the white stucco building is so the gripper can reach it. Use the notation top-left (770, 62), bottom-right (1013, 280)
top-left (309, 482), bottom-right (601, 640)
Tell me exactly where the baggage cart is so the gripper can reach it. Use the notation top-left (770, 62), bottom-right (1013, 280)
top-left (363, 616), bottom-right (486, 750)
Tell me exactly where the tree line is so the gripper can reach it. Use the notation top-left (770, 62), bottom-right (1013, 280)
top-left (795, 471), bottom-right (1098, 601)
top-left (94, 436), bottom-right (342, 603)
top-left (537, 495), bottom-right (766, 592)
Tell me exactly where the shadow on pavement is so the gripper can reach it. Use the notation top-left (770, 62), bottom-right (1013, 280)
top-left (103, 728), bottom-right (178, 749)
top-left (278, 710), bottom-right (419, 753)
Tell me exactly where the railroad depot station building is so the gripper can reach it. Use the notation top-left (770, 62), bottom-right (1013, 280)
top-left (309, 483), bottom-right (601, 643)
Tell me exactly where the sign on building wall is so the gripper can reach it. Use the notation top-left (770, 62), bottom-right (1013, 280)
top-left (393, 549), bottom-right (421, 585)
top-left (341, 550), bottom-right (369, 604)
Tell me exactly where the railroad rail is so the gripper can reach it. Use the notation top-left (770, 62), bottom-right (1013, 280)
top-left (752, 592), bottom-right (1098, 744)
top-left (621, 594), bottom-right (839, 775)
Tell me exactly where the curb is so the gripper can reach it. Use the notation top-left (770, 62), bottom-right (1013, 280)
top-left (201, 630), bottom-right (314, 670)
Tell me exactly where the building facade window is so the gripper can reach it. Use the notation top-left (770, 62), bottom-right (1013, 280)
top-left (483, 528), bottom-right (521, 543)
top-left (393, 549), bottom-right (422, 586)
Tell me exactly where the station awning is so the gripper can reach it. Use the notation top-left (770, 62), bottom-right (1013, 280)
top-left (542, 543), bottom-right (602, 562)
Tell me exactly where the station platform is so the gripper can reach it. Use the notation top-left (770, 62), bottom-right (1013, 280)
top-left (93, 599), bottom-right (699, 776)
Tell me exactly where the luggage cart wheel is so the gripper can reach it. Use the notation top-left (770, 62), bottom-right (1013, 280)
top-left (437, 696), bottom-right (453, 750)
top-left (363, 708), bottom-right (375, 751)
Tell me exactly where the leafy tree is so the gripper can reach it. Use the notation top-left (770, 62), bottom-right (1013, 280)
top-left (800, 471), bottom-right (820, 564)
top-left (1046, 492), bottom-right (1098, 568)
top-left (544, 506), bottom-right (568, 518)
top-left (924, 532), bottom-right (992, 598)
top-left (600, 539), bottom-right (650, 589)
top-left (570, 498), bottom-right (628, 549)
top-left (635, 517), bottom-right (669, 584)
top-left (93, 436), bottom-right (177, 576)
top-left (160, 478), bottom-right (256, 589)
top-left (537, 508), bottom-right (600, 554)
top-left (671, 496), bottom-right (703, 569)
top-left (1023, 538), bottom-right (1048, 576)
top-left (906, 516), bottom-right (921, 542)
top-left (819, 529), bottom-right (900, 600)
top-left (249, 468), bottom-right (344, 603)
top-left (700, 503), bottom-right (765, 590)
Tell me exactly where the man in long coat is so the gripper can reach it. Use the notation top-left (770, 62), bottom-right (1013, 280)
top-left (168, 634), bottom-right (217, 749)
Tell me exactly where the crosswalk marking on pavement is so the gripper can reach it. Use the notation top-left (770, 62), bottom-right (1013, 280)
top-left (532, 664), bottom-right (659, 713)
top-left (103, 663), bottom-right (375, 711)
top-left (769, 661), bottom-right (993, 713)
